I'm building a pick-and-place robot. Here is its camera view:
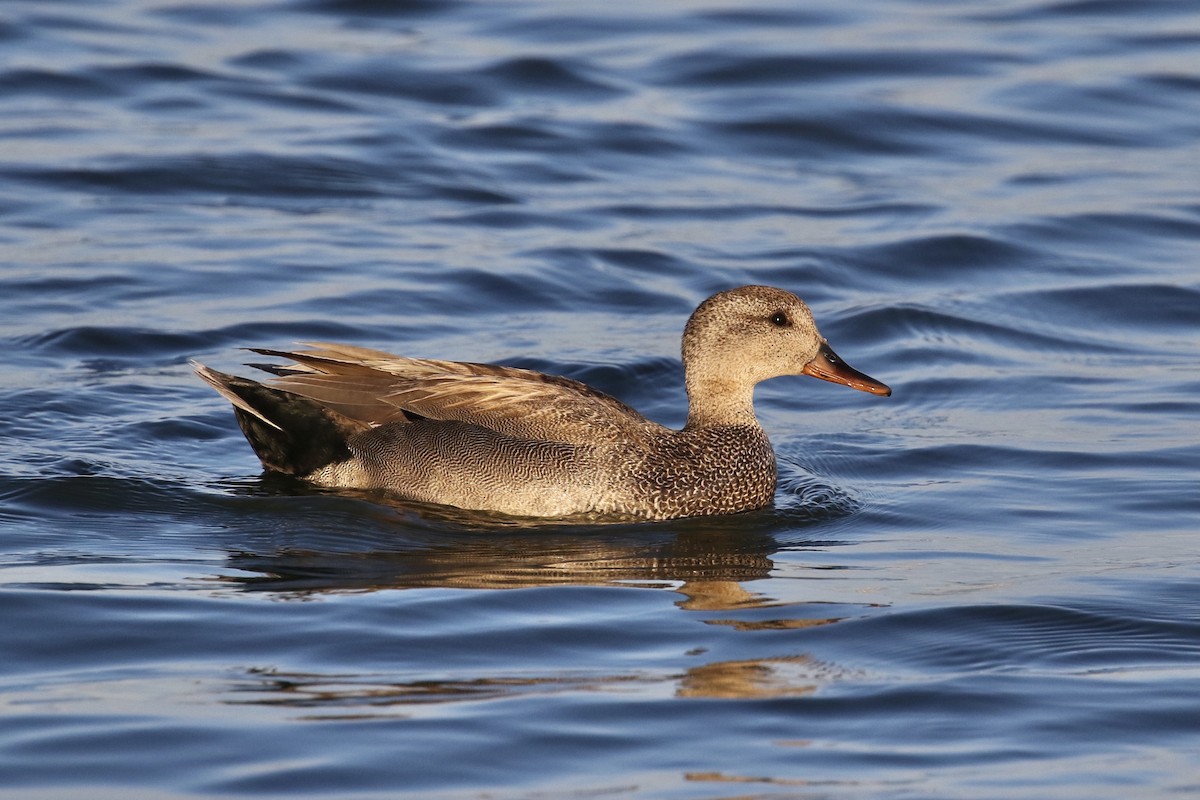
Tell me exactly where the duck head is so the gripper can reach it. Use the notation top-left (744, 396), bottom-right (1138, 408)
top-left (682, 285), bottom-right (890, 427)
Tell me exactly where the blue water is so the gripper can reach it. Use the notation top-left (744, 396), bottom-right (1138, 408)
top-left (2, 0), bottom-right (1200, 797)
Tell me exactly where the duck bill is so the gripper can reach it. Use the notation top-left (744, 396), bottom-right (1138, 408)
top-left (802, 342), bottom-right (892, 396)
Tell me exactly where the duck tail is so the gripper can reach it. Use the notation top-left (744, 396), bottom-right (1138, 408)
top-left (192, 361), bottom-right (365, 477)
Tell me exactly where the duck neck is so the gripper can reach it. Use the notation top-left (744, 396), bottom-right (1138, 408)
top-left (684, 374), bottom-right (760, 430)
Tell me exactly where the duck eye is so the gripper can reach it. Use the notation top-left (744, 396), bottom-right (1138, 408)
top-left (769, 311), bottom-right (790, 327)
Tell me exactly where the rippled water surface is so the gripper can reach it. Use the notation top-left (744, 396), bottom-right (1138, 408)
top-left (3, 0), bottom-right (1200, 797)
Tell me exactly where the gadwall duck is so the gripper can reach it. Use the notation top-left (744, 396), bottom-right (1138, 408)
top-left (194, 285), bottom-right (890, 520)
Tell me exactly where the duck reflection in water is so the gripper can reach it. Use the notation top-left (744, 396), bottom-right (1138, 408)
top-left (229, 652), bottom-right (846, 714)
top-left (219, 493), bottom-right (862, 707)
top-left (221, 481), bottom-right (854, 608)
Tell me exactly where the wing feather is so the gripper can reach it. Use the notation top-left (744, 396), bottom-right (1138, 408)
top-left (245, 344), bottom-right (662, 446)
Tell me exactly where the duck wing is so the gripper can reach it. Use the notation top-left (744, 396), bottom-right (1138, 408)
top-left (248, 343), bottom-right (663, 447)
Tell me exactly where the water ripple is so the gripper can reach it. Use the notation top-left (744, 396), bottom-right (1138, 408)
top-left (836, 603), bottom-right (1200, 674)
top-left (652, 48), bottom-right (1014, 88)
